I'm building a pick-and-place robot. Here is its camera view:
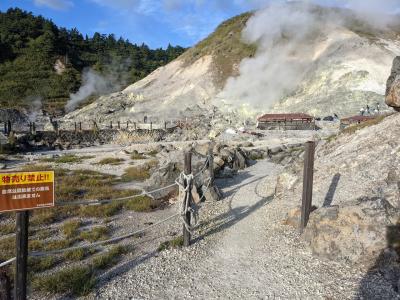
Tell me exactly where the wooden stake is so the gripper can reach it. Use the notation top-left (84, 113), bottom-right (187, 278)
top-left (15, 211), bottom-right (29, 300)
top-left (183, 152), bottom-right (192, 247)
top-left (300, 141), bottom-right (315, 232)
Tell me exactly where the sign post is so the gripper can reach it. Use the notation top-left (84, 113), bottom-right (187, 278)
top-left (0, 170), bottom-right (55, 300)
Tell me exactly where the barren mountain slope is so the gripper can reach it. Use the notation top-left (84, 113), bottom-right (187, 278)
top-left (64, 8), bottom-right (400, 124)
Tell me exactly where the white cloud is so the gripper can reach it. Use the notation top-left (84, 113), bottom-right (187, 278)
top-left (89, 0), bottom-right (161, 15)
top-left (33, 0), bottom-right (74, 10)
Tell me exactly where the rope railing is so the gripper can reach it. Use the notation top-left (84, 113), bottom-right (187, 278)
top-left (0, 152), bottom-right (215, 268)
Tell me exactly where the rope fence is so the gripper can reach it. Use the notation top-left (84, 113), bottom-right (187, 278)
top-left (0, 150), bottom-right (215, 269)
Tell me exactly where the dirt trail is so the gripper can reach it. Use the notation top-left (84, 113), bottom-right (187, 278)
top-left (96, 160), bottom-right (364, 299)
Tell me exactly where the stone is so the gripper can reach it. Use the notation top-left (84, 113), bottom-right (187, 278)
top-left (214, 156), bottom-right (225, 168)
top-left (201, 185), bottom-right (222, 202)
top-left (386, 57), bottom-right (400, 111)
top-left (283, 207), bottom-right (301, 228)
top-left (303, 198), bottom-right (400, 264)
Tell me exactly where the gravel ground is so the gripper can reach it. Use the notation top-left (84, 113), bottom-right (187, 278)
top-left (93, 160), bottom-right (367, 300)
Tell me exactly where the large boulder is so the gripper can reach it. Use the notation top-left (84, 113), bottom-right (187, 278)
top-left (386, 56), bottom-right (400, 111)
top-left (303, 198), bottom-right (400, 264)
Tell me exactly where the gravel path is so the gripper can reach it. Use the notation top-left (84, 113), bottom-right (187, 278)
top-left (95, 160), bottom-right (366, 299)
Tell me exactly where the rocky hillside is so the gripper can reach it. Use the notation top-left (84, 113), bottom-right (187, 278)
top-left (65, 5), bottom-right (400, 124)
top-left (278, 111), bottom-right (400, 271)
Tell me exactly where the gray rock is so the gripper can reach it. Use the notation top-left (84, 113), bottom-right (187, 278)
top-left (303, 198), bottom-right (400, 264)
top-left (386, 56), bottom-right (400, 111)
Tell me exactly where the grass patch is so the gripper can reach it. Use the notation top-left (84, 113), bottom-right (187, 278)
top-left (31, 209), bottom-right (58, 226)
top-left (80, 226), bottom-right (109, 242)
top-left (0, 223), bottom-right (15, 235)
top-left (79, 202), bottom-right (123, 218)
top-left (32, 265), bottom-right (95, 296)
top-left (39, 154), bottom-right (94, 164)
top-left (96, 157), bottom-right (125, 165)
top-left (92, 245), bottom-right (127, 270)
top-left (63, 248), bottom-right (86, 261)
top-left (62, 220), bottom-right (81, 239)
top-left (0, 237), bottom-right (15, 261)
top-left (121, 160), bottom-right (158, 182)
top-left (158, 236), bottom-right (184, 252)
top-left (28, 256), bottom-right (56, 273)
top-left (29, 239), bottom-right (44, 251)
top-left (44, 239), bottom-right (74, 251)
top-left (130, 150), bottom-right (146, 160)
top-left (341, 115), bottom-right (387, 135)
top-left (124, 195), bottom-right (158, 212)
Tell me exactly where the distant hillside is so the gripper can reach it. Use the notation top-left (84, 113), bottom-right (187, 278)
top-left (0, 8), bottom-right (185, 114)
top-left (65, 4), bottom-right (400, 124)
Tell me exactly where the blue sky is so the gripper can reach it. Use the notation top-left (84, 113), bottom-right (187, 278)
top-left (0, 0), bottom-right (263, 48)
top-left (1, 1), bottom-right (399, 49)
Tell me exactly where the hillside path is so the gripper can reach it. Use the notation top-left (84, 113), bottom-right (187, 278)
top-left (96, 160), bottom-right (364, 299)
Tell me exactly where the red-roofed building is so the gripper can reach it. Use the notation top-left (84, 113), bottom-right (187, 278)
top-left (256, 113), bottom-right (315, 130)
top-left (340, 115), bottom-right (377, 129)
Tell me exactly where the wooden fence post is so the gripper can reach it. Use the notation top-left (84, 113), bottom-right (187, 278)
top-left (3, 122), bottom-right (7, 135)
top-left (110, 121), bottom-right (113, 129)
top-left (74, 122), bottom-right (77, 133)
top-left (0, 269), bottom-right (11, 300)
top-left (117, 121), bottom-right (120, 130)
top-left (150, 122), bottom-right (152, 131)
top-left (300, 141), bottom-right (315, 232)
top-left (183, 152), bottom-right (192, 247)
top-left (15, 211), bottom-right (29, 300)
top-left (208, 141), bottom-right (215, 185)
top-left (126, 121), bottom-right (129, 130)
top-left (79, 122), bottom-right (82, 132)
top-left (133, 122), bottom-right (137, 131)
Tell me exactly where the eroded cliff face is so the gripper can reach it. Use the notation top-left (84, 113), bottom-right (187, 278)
top-left (386, 56), bottom-right (400, 111)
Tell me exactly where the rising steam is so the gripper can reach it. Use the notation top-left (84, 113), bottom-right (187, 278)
top-left (216, 0), bottom-right (400, 115)
top-left (65, 59), bottom-right (131, 112)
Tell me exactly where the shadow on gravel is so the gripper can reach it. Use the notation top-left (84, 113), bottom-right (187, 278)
top-left (356, 224), bottom-right (400, 299)
top-left (194, 193), bottom-right (273, 243)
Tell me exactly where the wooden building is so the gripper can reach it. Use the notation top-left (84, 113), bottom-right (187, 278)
top-left (256, 113), bottom-right (315, 130)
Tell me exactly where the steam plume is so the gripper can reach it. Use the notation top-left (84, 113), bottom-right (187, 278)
top-left (216, 0), bottom-right (400, 115)
top-left (27, 96), bottom-right (42, 122)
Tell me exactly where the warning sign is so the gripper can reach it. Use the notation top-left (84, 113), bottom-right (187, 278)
top-left (0, 171), bottom-right (55, 213)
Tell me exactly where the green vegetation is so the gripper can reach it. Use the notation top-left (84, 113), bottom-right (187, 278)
top-left (63, 248), bottom-right (86, 261)
top-left (158, 236), bottom-right (184, 252)
top-left (124, 195), bottom-right (158, 212)
top-left (44, 239), bottom-right (74, 251)
top-left (28, 256), bottom-right (56, 273)
top-left (61, 220), bottom-right (81, 238)
top-left (92, 245), bottom-right (126, 270)
top-left (181, 12), bottom-right (256, 87)
top-left (80, 226), bottom-right (109, 242)
top-left (121, 160), bottom-right (158, 182)
top-left (32, 265), bottom-right (95, 296)
top-left (39, 154), bottom-right (94, 164)
top-left (0, 223), bottom-right (15, 234)
top-left (96, 157), bottom-right (125, 165)
top-left (0, 8), bottom-right (185, 113)
top-left (28, 239), bottom-right (44, 251)
top-left (0, 237), bottom-right (15, 261)
top-left (79, 202), bottom-right (123, 218)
